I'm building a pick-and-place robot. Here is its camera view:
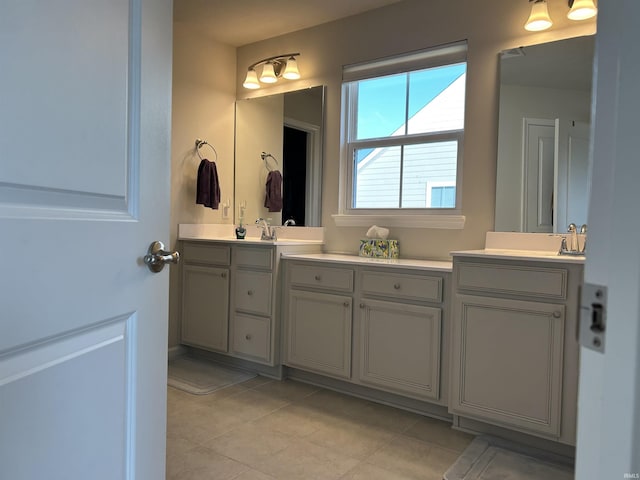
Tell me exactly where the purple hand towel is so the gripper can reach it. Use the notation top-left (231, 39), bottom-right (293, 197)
top-left (196, 159), bottom-right (221, 209)
top-left (264, 170), bottom-right (283, 212)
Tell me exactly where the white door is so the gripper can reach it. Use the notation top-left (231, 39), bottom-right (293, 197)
top-left (575, 1), bottom-right (640, 478)
top-left (522, 118), bottom-right (555, 233)
top-left (556, 120), bottom-right (590, 230)
top-left (0, 1), bottom-right (173, 479)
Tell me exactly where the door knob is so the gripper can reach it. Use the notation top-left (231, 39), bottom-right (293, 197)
top-left (144, 241), bottom-right (180, 273)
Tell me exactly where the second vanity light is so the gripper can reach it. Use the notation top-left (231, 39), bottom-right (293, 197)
top-left (524, 0), bottom-right (597, 32)
top-left (242, 53), bottom-right (301, 89)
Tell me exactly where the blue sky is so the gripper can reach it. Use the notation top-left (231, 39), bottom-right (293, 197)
top-left (356, 63), bottom-right (466, 140)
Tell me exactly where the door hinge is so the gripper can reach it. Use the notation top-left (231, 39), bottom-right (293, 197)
top-left (579, 283), bottom-right (607, 353)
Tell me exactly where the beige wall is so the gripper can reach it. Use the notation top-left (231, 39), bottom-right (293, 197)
top-left (236, 0), bottom-right (595, 259)
top-left (169, 23), bottom-right (236, 347)
top-left (169, 0), bottom-right (595, 347)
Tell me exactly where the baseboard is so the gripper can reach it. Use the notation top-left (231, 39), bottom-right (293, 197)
top-left (451, 415), bottom-right (576, 458)
top-left (168, 345), bottom-right (187, 362)
top-left (284, 366), bottom-right (451, 421)
top-left (184, 346), bottom-right (285, 380)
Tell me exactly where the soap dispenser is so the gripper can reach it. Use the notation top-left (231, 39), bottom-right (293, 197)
top-left (236, 203), bottom-right (247, 239)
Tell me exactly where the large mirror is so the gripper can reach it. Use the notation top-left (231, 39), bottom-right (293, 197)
top-left (234, 86), bottom-right (325, 227)
top-left (494, 36), bottom-right (594, 233)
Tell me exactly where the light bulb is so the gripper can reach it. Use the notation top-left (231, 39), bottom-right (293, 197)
top-left (242, 68), bottom-right (260, 89)
top-left (282, 56), bottom-right (300, 80)
top-left (567, 0), bottom-right (597, 20)
top-left (259, 62), bottom-right (277, 83)
top-left (525, 0), bottom-right (553, 31)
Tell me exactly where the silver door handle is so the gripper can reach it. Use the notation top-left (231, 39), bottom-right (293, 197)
top-left (144, 241), bottom-right (180, 273)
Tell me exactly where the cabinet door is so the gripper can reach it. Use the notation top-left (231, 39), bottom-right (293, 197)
top-left (450, 294), bottom-right (565, 438)
top-left (234, 270), bottom-right (272, 316)
top-left (181, 264), bottom-right (229, 352)
top-left (286, 290), bottom-right (352, 379)
top-left (359, 299), bottom-right (441, 400)
top-left (232, 313), bottom-right (270, 363)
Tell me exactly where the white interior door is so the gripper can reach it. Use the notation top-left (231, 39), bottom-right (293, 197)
top-left (556, 120), bottom-right (590, 230)
top-left (576, 1), bottom-right (640, 478)
top-left (522, 118), bottom-right (555, 233)
top-left (0, 1), bottom-right (173, 479)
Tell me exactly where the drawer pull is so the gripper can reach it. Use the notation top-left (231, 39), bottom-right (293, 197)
top-left (393, 283), bottom-right (401, 290)
top-left (247, 290), bottom-right (254, 296)
top-left (314, 275), bottom-right (322, 281)
top-left (553, 311), bottom-right (562, 318)
top-left (245, 334), bottom-right (252, 340)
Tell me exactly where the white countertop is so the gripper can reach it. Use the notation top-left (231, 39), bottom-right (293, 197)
top-left (281, 253), bottom-right (453, 272)
top-left (450, 249), bottom-right (585, 263)
top-left (180, 236), bottom-right (324, 246)
top-left (178, 223), bottom-right (324, 246)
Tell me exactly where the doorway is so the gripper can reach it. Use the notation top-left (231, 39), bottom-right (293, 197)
top-left (282, 125), bottom-right (307, 226)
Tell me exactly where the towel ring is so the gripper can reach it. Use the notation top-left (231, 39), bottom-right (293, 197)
top-left (195, 138), bottom-right (218, 162)
top-left (261, 152), bottom-right (279, 172)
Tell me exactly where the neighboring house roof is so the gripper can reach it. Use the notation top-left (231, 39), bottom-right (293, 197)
top-left (357, 72), bottom-right (466, 171)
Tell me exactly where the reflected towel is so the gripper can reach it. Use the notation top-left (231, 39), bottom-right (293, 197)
top-left (196, 159), bottom-right (221, 209)
top-left (264, 170), bottom-right (283, 212)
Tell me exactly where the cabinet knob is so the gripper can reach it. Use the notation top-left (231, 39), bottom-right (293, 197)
top-left (393, 283), bottom-right (401, 290)
top-left (314, 275), bottom-right (321, 281)
top-left (343, 301), bottom-right (350, 307)
top-left (247, 290), bottom-right (254, 296)
top-left (553, 311), bottom-right (562, 318)
top-left (359, 303), bottom-right (365, 309)
top-left (245, 334), bottom-right (252, 340)
top-left (221, 272), bottom-right (227, 278)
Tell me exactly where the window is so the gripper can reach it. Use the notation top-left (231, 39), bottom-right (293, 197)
top-left (337, 42), bottom-right (467, 227)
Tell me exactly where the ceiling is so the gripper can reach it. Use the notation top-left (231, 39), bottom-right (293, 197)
top-left (173, 0), bottom-right (405, 47)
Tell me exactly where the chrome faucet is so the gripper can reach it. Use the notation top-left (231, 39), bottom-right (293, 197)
top-left (559, 223), bottom-right (587, 255)
top-left (255, 218), bottom-right (277, 240)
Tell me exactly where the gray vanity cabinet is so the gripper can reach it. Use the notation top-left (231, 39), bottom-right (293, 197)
top-left (230, 246), bottom-right (276, 364)
top-left (284, 263), bottom-right (354, 379)
top-left (356, 269), bottom-right (444, 401)
top-left (358, 299), bottom-right (441, 400)
top-left (181, 240), bottom-right (322, 367)
top-left (283, 258), bottom-right (450, 404)
top-left (181, 243), bottom-right (231, 353)
top-left (450, 256), bottom-right (582, 445)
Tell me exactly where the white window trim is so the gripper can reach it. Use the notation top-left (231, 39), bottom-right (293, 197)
top-left (336, 41), bottom-right (467, 229)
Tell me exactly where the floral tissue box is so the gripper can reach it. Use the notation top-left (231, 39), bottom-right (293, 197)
top-left (359, 239), bottom-right (399, 259)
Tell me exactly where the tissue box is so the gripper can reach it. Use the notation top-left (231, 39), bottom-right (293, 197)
top-left (359, 239), bottom-right (399, 259)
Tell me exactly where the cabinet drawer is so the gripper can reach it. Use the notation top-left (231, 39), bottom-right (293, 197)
top-left (234, 270), bottom-right (272, 316)
top-left (235, 246), bottom-right (273, 270)
top-left (361, 271), bottom-right (442, 303)
top-left (182, 242), bottom-right (230, 266)
top-left (289, 264), bottom-right (354, 292)
top-left (456, 262), bottom-right (567, 300)
top-left (232, 314), bottom-right (270, 362)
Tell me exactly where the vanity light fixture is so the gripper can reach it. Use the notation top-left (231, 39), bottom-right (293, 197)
top-left (524, 0), bottom-right (597, 32)
top-left (567, 0), bottom-right (597, 20)
top-left (242, 53), bottom-right (301, 89)
top-left (525, 0), bottom-right (553, 31)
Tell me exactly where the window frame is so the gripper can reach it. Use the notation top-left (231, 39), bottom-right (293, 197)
top-left (335, 41), bottom-right (468, 229)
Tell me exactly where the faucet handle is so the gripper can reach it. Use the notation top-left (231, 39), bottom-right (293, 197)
top-left (568, 223), bottom-right (577, 233)
top-left (580, 224), bottom-right (588, 234)
top-left (559, 236), bottom-right (568, 254)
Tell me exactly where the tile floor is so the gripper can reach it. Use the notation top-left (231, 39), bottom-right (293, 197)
top-left (166, 376), bottom-right (474, 480)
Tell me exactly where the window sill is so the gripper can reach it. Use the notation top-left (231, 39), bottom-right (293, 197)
top-left (331, 214), bottom-right (466, 229)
